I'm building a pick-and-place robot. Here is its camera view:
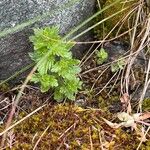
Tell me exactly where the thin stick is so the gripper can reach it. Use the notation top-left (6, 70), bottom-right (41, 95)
top-left (80, 44), bottom-right (95, 67)
top-left (0, 65), bottom-right (37, 147)
top-left (89, 127), bottom-right (94, 150)
top-left (138, 59), bottom-right (150, 112)
top-left (136, 126), bottom-right (150, 150)
top-left (33, 124), bottom-right (50, 150)
top-left (125, 3), bottom-right (143, 94)
top-left (0, 104), bottom-right (46, 137)
top-left (58, 122), bottom-right (77, 140)
top-left (95, 71), bottom-right (118, 96)
top-left (108, 69), bottom-right (122, 96)
top-left (125, 2), bottom-right (148, 94)
top-left (98, 128), bottom-right (104, 150)
top-left (91, 66), bottom-right (109, 91)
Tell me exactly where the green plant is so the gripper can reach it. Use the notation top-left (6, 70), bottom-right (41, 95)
top-left (111, 58), bottom-right (125, 72)
top-left (96, 48), bottom-right (108, 64)
top-left (29, 26), bottom-right (82, 101)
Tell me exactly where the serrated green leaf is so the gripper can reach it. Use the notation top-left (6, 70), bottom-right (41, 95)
top-left (111, 63), bottom-right (119, 72)
top-left (41, 74), bottom-right (58, 87)
top-left (30, 73), bottom-right (40, 83)
top-left (41, 84), bottom-right (50, 93)
top-left (29, 26), bottom-right (82, 101)
top-left (54, 90), bottom-right (64, 102)
top-left (111, 58), bottom-right (125, 72)
top-left (37, 56), bottom-right (54, 74)
top-left (39, 74), bottom-right (58, 92)
top-left (96, 48), bottom-right (108, 65)
top-left (66, 93), bottom-right (75, 101)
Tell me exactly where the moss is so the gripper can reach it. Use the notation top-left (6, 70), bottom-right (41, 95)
top-left (0, 104), bottom-right (149, 149)
top-left (0, 82), bottom-right (10, 92)
top-left (98, 96), bottom-right (108, 109)
top-left (142, 98), bottom-right (150, 111)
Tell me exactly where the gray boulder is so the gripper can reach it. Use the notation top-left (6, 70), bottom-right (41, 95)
top-left (104, 41), bottom-right (147, 67)
top-left (0, 0), bottom-right (95, 83)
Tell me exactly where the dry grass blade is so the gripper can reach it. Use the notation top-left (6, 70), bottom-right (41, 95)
top-left (101, 117), bottom-right (121, 129)
top-left (33, 124), bottom-right (50, 150)
top-left (89, 127), bottom-right (94, 150)
top-left (124, 1), bottom-right (149, 95)
top-left (139, 112), bottom-right (150, 120)
top-left (58, 121), bottom-right (77, 140)
top-left (95, 71), bottom-right (118, 96)
top-left (107, 69), bottom-right (121, 96)
top-left (0, 104), bottom-right (46, 137)
top-left (98, 128), bottom-right (105, 150)
top-left (138, 59), bottom-right (150, 112)
top-left (0, 65), bottom-right (37, 148)
top-left (124, 1), bottom-right (145, 94)
top-left (91, 66), bottom-right (109, 91)
top-left (120, 93), bottom-right (132, 113)
top-left (136, 126), bottom-right (150, 150)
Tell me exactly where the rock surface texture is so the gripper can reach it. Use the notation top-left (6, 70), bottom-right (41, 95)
top-left (0, 0), bottom-right (95, 83)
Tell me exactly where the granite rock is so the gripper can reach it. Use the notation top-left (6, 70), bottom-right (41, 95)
top-left (103, 40), bottom-right (146, 67)
top-left (104, 41), bottom-right (150, 103)
top-left (0, 0), bottom-right (95, 83)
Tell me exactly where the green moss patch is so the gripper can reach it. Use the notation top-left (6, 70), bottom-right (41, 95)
top-left (1, 104), bottom-right (149, 149)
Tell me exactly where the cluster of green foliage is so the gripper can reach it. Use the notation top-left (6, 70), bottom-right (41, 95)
top-left (96, 48), bottom-right (125, 72)
top-left (111, 58), bottom-right (125, 72)
top-left (96, 48), bottom-right (108, 65)
top-left (29, 27), bottom-right (82, 101)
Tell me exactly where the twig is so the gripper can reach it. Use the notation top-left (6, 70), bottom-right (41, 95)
top-left (89, 127), bottom-right (94, 150)
top-left (95, 71), bottom-right (118, 96)
top-left (33, 124), bottom-right (50, 150)
top-left (125, 6), bottom-right (150, 94)
top-left (0, 65), bottom-right (37, 147)
top-left (98, 128), bottom-right (105, 150)
top-left (0, 104), bottom-right (46, 136)
top-left (58, 122), bottom-right (77, 140)
top-left (136, 126), bottom-right (150, 150)
top-left (91, 66), bottom-right (109, 91)
top-left (138, 59), bottom-right (150, 112)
